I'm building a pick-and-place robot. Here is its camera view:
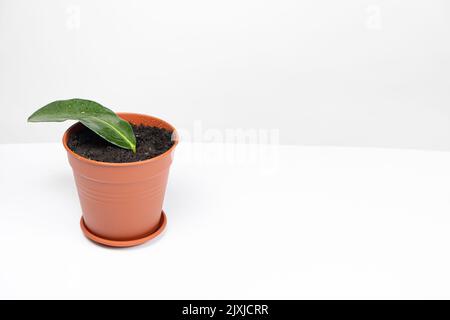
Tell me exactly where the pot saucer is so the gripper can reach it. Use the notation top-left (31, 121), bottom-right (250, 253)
top-left (80, 211), bottom-right (167, 247)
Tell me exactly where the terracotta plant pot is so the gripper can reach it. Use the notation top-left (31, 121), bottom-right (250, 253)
top-left (62, 113), bottom-right (178, 247)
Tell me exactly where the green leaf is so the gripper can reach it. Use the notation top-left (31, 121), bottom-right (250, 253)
top-left (28, 99), bottom-right (136, 153)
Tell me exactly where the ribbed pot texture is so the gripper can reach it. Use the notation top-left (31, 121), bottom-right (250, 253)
top-left (63, 113), bottom-right (178, 242)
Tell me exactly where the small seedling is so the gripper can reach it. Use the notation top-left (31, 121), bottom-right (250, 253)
top-left (28, 98), bottom-right (136, 152)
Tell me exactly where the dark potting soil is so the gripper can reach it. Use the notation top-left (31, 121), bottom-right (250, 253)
top-left (68, 124), bottom-right (174, 163)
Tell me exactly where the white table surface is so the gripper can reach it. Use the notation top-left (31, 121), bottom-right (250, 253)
top-left (1, 142), bottom-right (450, 299)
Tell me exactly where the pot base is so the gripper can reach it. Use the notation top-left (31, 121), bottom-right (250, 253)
top-left (80, 211), bottom-right (167, 247)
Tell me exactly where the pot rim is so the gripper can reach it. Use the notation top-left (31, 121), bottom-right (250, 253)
top-left (62, 112), bottom-right (179, 167)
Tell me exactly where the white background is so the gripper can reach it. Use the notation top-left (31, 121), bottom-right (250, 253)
top-left (1, 0), bottom-right (450, 149)
top-left (3, 142), bottom-right (450, 299)
top-left (2, 0), bottom-right (450, 301)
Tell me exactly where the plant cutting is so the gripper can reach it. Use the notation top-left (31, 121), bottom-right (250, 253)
top-left (28, 99), bottom-right (178, 247)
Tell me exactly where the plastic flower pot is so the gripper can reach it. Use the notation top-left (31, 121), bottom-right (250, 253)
top-left (62, 113), bottom-right (178, 247)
